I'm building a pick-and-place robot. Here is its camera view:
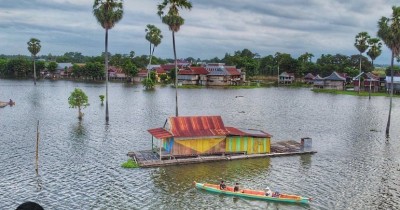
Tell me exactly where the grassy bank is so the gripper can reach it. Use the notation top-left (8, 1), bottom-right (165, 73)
top-left (312, 89), bottom-right (398, 97)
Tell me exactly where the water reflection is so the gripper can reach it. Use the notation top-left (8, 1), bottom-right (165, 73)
top-left (300, 154), bottom-right (312, 169)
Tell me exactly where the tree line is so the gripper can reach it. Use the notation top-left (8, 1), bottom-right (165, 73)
top-left (0, 48), bottom-right (388, 80)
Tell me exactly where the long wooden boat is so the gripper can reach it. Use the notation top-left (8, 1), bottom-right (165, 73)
top-left (194, 181), bottom-right (311, 204)
top-left (0, 101), bottom-right (9, 108)
top-left (0, 101), bottom-right (15, 108)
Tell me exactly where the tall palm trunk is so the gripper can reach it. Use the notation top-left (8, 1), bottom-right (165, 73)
top-left (105, 28), bottom-right (109, 123)
top-left (173, 31), bottom-right (178, 117)
top-left (358, 53), bottom-right (361, 94)
top-left (147, 43), bottom-right (152, 80)
top-left (386, 52), bottom-right (394, 138)
top-left (147, 44), bottom-right (156, 81)
top-left (33, 55), bottom-right (37, 85)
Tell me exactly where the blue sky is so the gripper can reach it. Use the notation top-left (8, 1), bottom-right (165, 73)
top-left (0, 0), bottom-right (398, 64)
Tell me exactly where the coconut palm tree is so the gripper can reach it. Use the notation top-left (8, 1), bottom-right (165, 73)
top-left (377, 6), bottom-right (400, 138)
top-left (27, 38), bottom-right (41, 85)
top-left (157, 0), bottom-right (192, 117)
top-left (354, 32), bottom-right (370, 93)
top-left (367, 38), bottom-right (382, 66)
top-left (93, 0), bottom-right (124, 122)
top-left (144, 24), bottom-right (163, 89)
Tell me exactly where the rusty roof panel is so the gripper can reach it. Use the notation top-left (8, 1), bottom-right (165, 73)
top-left (169, 116), bottom-right (229, 138)
top-left (148, 128), bottom-right (173, 139)
top-left (226, 127), bottom-right (272, 138)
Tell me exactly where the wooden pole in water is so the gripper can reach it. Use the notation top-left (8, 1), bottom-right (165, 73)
top-left (35, 120), bottom-right (39, 175)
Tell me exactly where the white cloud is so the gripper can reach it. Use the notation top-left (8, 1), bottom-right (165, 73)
top-left (0, 0), bottom-right (398, 64)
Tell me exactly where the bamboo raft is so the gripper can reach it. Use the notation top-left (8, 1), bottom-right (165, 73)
top-left (128, 140), bottom-right (316, 168)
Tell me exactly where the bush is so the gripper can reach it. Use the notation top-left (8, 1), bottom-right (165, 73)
top-left (121, 159), bottom-right (138, 168)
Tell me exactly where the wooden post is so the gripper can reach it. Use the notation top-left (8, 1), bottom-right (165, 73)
top-left (151, 136), bottom-right (154, 152)
top-left (369, 79), bottom-right (372, 100)
top-left (35, 120), bottom-right (39, 175)
top-left (159, 139), bottom-right (162, 161)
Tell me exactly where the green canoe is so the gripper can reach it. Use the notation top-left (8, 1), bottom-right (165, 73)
top-left (194, 181), bottom-right (311, 204)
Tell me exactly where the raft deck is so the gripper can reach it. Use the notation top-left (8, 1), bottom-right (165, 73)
top-left (128, 140), bottom-right (316, 168)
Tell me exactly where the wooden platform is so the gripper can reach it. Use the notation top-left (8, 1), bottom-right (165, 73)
top-left (127, 140), bottom-right (316, 168)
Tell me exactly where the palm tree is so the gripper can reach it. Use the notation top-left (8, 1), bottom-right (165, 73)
top-left (377, 6), bottom-right (400, 138)
top-left (27, 38), bottom-right (41, 85)
top-left (354, 32), bottom-right (370, 93)
top-left (366, 38), bottom-right (382, 100)
top-left (157, 0), bottom-right (192, 117)
top-left (367, 38), bottom-right (382, 66)
top-left (145, 24), bottom-right (163, 89)
top-left (93, 0), bottom-right (124, 123)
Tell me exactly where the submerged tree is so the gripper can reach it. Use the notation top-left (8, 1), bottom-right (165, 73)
top-left (27, 38), bottom-right (41, 85)
top-left (68, 88), bottom-right (90, 120)
top-left (93, 0), bottom-right (124, 122)
top-left (157, 0), bottom-right (192, 116)
top-left (144, 24), bottom-right (163, 89)
top-left (377, 6), bottom-right (400, 138)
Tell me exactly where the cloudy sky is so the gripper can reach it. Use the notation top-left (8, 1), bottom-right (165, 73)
top-left (0, 0), bottom-right (398, 64)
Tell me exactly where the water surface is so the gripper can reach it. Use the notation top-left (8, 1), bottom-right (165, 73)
top-left (1, 79), bottom-right (399, 210)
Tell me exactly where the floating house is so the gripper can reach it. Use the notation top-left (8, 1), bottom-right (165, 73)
top-left (279, 72), bottom-right (295, 84)
top-left (386, 74), bottom-right (400, 94)
top-left (353, 72), bottom-right (380, 92)
top-left (304, 73), bottom-right (315, 84)
top-left (312, 75), bottom-right (324, 89)
top-left (177, 67), bottom-right (209, 85)
top-left (147, 116), bottom-right (272, 160)
top-left (322, 71), bottom-right (346, 90)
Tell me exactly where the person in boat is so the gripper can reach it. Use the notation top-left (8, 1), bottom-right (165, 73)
top-left (265, 186), bottom-right (273, 196)
top-left (272, 191), bottom-right (280, 197)
top-left (219, 180), bottom-right (226, 190)
top-left (234, 183), bottom-right (240, 192)
top-left (9, 99), bottom-right (13, 105)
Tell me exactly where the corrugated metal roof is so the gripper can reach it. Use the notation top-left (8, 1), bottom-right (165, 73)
top-left (304, 73), bottom-right (315, 79)
top-left (226, 127), bottom-right (272, 138)
top-left (148, 128), bottom-right (173, 139)
top-left (190, 67), bottom-right (209, 75)
top-left (169, 116), bottom-right (229, 138)
top-left (225, 67), bottom-right (241, 76)
top-left (324, 71), bottom-right (346, 81)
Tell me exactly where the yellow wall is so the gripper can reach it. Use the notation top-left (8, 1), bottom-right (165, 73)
top-left (174, 137), bottom-right (225, 154)
top-left (226, 136), bottom-right (270, 154)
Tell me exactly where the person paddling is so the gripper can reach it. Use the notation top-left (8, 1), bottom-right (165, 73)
top-left (219, 180), bottom-right (226, 190)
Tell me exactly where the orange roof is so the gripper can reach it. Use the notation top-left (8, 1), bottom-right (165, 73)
top-left (225, 67), bottom-right (241, 76)
top-left (190, 67), bottom-right (209, 75)
top-left (169, 116), bottom-right (229, 138)
top-left (148, 128), bottom-right (173, 139)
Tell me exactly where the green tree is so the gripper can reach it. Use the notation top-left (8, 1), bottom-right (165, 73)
top-left (367, 38), bottom-right (382, 66)
top-left (68, 88), bottom-right (90, 120)
top-left (72, 64), bottom-right (83, 78)
top-left (157, 0), bottom-right (192, 117)
top-left (27, 38), bottom-right (41, 85)
top-left (145, 24), bottom-right (163, 89)
top-left (36, 61), bottom-right (46, 74)
top-left (47, 61), bottom-right (58, 74)
top-left (0, 59), bottom-right (7, 77)
top-left (93, 0), bottom-right (124, 122)
top-left (6, 57), bottom-right (31, 77)
top-left (122, 60), bottom-right (138, 79)
top-left (377, 6), bottom-right (400, 138)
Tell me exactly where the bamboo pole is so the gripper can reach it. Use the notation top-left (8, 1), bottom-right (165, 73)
top-left (35, 120), bottom-right (40, 175)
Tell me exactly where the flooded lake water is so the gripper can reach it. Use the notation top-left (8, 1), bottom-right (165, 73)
top-left (1, 79), bottom-right (400, 210)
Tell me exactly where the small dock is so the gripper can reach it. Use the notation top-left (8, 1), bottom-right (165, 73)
top-left (127, 140), bottom-right (316, 168)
